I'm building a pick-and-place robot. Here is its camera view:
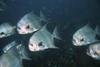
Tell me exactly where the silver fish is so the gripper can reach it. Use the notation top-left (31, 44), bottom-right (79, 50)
top-left (0, 23), bottom-right (16, 38)
top-left (87, 41), bottom-right (100, 60)
top-left (0, 41), bottom-right (30, 67)
top-left (17, 11), bottom-right (48, 34)
top-left (72, 24), bottom-right (98, 46)
top-left (28, 24), bottom-right (60, 52)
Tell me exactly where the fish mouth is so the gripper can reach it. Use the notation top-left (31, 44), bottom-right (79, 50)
top-left (17, 30), bottom-right (28, 34)
top-left (17, 30), bottom-right (34, 34)
top-left (72, 39), bottom-right (80, 46)
top-left (17, 27), bottom-right (27, 34)
top-left (28, 45), bottom-right (40, 51)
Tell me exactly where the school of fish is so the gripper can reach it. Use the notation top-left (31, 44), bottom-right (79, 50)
top-left (0, 11), bottom-right (100, 67)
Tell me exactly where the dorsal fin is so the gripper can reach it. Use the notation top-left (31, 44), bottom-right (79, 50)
top-left (39, 23), bottom-right (48, 32)
top-left (83, 24), bottom-right (91, 28)
top-left (40, 11), bottom-right (49, 22)
top-left (26, 11), bottom-right (34, 17)
top-left (52, 26), bottom-right (61, 40)
top-left (40, 11), bottom-right (44, 18)
top-left (40, 11), bottom-right (46, 21)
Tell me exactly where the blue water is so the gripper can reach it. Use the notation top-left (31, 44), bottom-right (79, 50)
top-left (0, 0), bottom-right (100, 23)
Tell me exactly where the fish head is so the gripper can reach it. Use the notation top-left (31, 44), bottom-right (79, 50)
top-left (72, 25), bottom-right (96, 46)
top-left (28, 24), bottom-right (58, 52)
top-left (17, 12), bottom-right (42, 34)
top-left (28, 34), bottom-right (49, 52)
top-left (0, 23), bottom-right (15, 38)
top-left (87, 42), bottom-right (100, 60)
top-left (17, 18), bottom-right (38, 34)
top-left (17, 11), bottom-right (48, 35)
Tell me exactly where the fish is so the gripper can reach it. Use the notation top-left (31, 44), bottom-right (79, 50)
top-left (0, 41), bottom-right (31, 67)
top-left (28, 24), bottom-right (61, 52)
top-left (0, 23), bottom-right (16, 38)
top-left (72, 24), bottom-right (100, 46)
top-left (17, 11), bottom-right (48, 34)
top-left (87, 41), bottom-right (100, 60)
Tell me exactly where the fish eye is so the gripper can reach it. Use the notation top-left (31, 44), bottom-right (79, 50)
top-left (80, 38), bottom-right (84, 41)
top-left (0, 32), bottom-right (5, 35)
top-left (38, 42), bottom-right (43, 46)
top-left (26, 25), bottom-right (30, 29)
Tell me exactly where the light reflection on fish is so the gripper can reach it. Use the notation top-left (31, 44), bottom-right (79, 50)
top-left (28, 24), bottom-right (60, 52)
top-left (0, 23), bottom-right (16, 38)
top-left (17, 11), bottom-right (48, 34)
top-left (72, 24), bottom-right (99, 46)
top-left (87, 41), bottom-right (100, 60)
top-left (0, 41), bottom-right (31, 67)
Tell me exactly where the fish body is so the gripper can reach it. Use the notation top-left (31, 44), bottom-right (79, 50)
top-left (87, 41), bottom-right (100, 60)
top-left (72, 24), bottom-right (98, 46)
top-left (28, 24), bottom-right (60, 51)
top-left (0, 23), bottom-right (16, 38)
top-left (0, 52), bottom-right (23, 67)
top-left (0, 41), bottom-right (30, 67)
top-left (17, 11), bottom-right (48, 34)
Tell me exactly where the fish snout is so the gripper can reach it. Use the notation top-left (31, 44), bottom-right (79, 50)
top-left (17, 27), bottom-right (28, 34)
top-left (28, 43), bottom-right (40, 51)
top-left (72, 38), bottom-right (79, 46)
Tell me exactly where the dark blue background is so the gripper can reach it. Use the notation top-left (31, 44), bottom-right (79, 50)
top-left (0, 0), bottom-right (100, 24)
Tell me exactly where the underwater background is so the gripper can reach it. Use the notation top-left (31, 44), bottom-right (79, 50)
top-left (0, 0), bottom-right (100, 67)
